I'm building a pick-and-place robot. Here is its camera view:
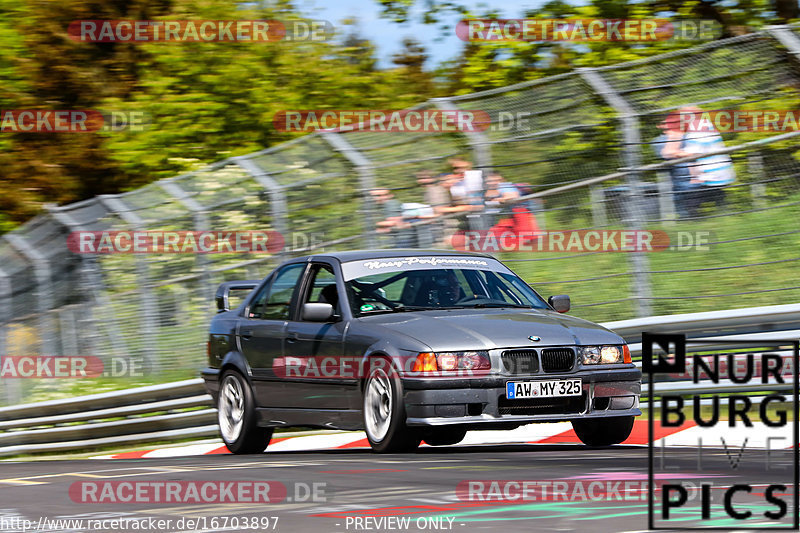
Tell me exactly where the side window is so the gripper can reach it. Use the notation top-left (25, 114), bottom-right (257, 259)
top-left (346, 272), bottom-right (408, 315)
top-left (248, 264), bottom-right (305, 320)
top-left (305, 265), bottom-right (340, 313)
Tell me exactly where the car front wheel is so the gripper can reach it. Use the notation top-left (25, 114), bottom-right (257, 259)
top-left (218, 370), bottom-right (273, 454)
top-left (363, 362), bottom-right (420, 453)
top-left (572, 415), bottom-right (634, 446)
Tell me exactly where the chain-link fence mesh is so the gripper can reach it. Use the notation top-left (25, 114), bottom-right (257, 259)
top-left (3, 26), bottom-right (800, 404)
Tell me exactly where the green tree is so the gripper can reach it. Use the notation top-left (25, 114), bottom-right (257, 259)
top-left (391, 37), bottom-right (436, 98)
top-left (0, 0), bottom-right (443, 229)
top-left (378, 0), bottom-right (795, 92)
top-left (0, 0), bottom-right (168, 224)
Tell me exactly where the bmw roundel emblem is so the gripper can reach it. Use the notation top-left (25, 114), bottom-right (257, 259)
top-left (528, 335), bottom-right (541, 342)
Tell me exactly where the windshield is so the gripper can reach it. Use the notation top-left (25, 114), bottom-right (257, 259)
top-left (344, 267), bottom-right (549, 317)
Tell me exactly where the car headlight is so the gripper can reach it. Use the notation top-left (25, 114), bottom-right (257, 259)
top-left (579, 346), bottom-right (601, 364)
top-left (438, 351), bottom-right (491, 371)
top-left (412, 351), bottom-right (491, 372)
top-left (600, 346), bottom-right (622, 364)
top-left (580, 345), bottom-right (630, 365)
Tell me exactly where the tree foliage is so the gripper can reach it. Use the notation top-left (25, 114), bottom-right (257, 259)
top-left (0, 0), bottom-right (438, 228)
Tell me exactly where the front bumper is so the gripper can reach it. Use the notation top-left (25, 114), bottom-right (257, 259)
top-left (402, 366), bottom-right (641, 426)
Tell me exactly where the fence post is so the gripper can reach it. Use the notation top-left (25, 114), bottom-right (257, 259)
top-left (430, 97), bottom-right (492, 171)
top-left (0, 266), bottom-right (20, 405)
top-left (97, 195), bottom-right (159, 374)
top-left (4, 233), bottom-right (57, 355)
top-left (578, 67), bottom-right (652, 317)
top-left (57, 198), bottom-right (134, 364)
top-left (232, 157), bottom-right (289, 256)
top-left (159, 179), bottom-right (217, 365)
top-left (44, 205), bottom-right (98, 360)
top-left (320, 131), bottom-right (378, 248)
top-left (58, 307), bottom-right (79, 358)
top-left (590, 186), bottom-right (607, 227)
top-left (765, 25), bottom-right (800, 58)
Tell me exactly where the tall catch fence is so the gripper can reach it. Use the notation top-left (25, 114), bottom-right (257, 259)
top-left (2, 26), bottom-right (800, 404)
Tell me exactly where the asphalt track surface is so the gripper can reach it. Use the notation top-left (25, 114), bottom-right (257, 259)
top-left (0, 444), bottom-right (796, 533)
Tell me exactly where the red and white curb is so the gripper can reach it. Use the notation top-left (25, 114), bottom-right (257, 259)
top-left (92, 420), bottom-right (794, 459)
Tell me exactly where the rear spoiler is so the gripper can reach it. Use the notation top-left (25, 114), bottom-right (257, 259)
top-left (215, 280), bottom-right (261, 312)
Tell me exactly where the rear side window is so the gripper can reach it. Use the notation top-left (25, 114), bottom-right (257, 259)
top-left (249, 263), bottom-right (305, 320)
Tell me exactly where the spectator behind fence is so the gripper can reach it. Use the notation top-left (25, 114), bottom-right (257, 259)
top-left (370, 188), bottom-right (414, 248)
top-left (413, 170), bottom-right (449, 246)
top-left (416, 170), bottom-right (449, 215)
top-left (484, 172), bottom-right (520, 225)
top-left (400, 201), bottom-right (436, 248)
top-left (680, 106), bottom-right (735, 210)
top-left (484, 173), bottom-right (540, 247)
top-left (432, 170), bottom-right (461, 246)
top-left (654, 111), bottom-right (700, 218)
top-left (440, 158), bottom-right (484, 231)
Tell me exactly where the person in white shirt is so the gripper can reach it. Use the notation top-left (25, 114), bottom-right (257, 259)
top-left (440, 158), bottom-right (484, 230)
top-left (679, 106), bottom-right (735, 210)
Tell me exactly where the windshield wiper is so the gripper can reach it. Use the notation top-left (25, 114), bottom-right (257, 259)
top-left (400, 305), bottom-right (461, 311)
top-left (358, 305), bottom-right (460, 316)
top-left (459, 303), bottom-right (531, 308)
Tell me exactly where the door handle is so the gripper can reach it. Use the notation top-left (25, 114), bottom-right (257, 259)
top-left (240, 329), bottom-right (253, 340)
top-left (286, 332), bottom-right (299, 343)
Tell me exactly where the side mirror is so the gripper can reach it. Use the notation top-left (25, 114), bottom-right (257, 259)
top-left (302, 302), bottom-right (335, 322)
top-left (548, 295), bottom-right (570, 313)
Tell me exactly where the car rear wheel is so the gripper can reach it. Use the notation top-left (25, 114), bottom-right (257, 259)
top-left (572, 415), bottom-right (634, 446)
top-left (218, 370), bottom-right (273, 454)
top-left (421, 427), bottom-right (467, 446)
top-left (363, 362), bottom-right (420, 453)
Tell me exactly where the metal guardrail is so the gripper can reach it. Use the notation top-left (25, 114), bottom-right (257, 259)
top-left (0, 379), bottom-right (207, 421)
top-left (0, 304), bottom-right (796, 457)
top-left (0, 379), bottom-right (213, 457)
top-left (605, 303), bottom-right (800, 344)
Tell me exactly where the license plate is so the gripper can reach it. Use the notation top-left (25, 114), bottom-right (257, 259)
top-left (506, 379), bottom-right (582, 399)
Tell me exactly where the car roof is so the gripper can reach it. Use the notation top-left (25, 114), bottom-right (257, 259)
top-left (300, 249), bottom-right (496, 263)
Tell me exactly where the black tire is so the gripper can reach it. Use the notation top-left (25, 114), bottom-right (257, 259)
top-left (422, 427), bottom-right (467, 446)
top-left (362, 359), bottom-right (421, 453)
top-left (572, 416), bottom-right (635, 446)
top-left (218, 370), bottom-right (273, 454)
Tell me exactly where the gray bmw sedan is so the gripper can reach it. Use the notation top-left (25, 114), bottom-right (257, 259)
top-left (202, 250), bottom-right (641, 453)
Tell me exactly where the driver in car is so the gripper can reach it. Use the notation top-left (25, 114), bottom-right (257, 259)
top-left (429, 271), bottom-right (465, 306)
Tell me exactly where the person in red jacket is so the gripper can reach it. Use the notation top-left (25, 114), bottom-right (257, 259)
top-left (484, 173), bottom-right (541, 249)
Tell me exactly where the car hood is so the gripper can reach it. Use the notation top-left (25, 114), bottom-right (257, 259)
top-left (358, 308), bottom-right (623, 351)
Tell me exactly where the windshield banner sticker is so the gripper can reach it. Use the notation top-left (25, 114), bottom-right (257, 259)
top-left (343, 256), bottom-right (504, 279)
